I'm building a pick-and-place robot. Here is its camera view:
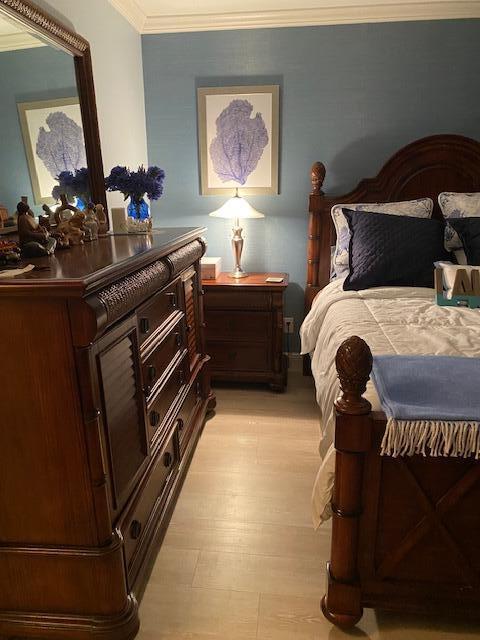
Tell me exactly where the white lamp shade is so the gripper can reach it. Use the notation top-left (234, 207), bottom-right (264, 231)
top-left (209, 194), bottom-right (264, 219)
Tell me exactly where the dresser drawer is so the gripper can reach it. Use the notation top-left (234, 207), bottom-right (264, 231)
top-left (137, 279), bottom-right (183, 349)
top-left (146, 355), bottom-right (186, 443)
top-left (207, 341), bottom-right (270, 372)
top-left (205, 310), bottom-right (270, 343)
top-left (204, 290), bottom-right (271, 311)
top-left (142, 320), bottom-right (185, 397)
top-left (176, 379), bottom-right (202, 456)
top-left (120, 428), bottom-right (179, 573)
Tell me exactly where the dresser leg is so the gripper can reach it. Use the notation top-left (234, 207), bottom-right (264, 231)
top-left (207, 391), bottom-right (217, 413)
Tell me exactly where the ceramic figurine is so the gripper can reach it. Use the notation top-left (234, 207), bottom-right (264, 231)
top-left (17, 201), bottom-right (56, 257)
top-left (57, 209), bottom-right (86, 245)
top-left (83, 203), bottom-right (99, 241)
top-left (54, 194), bottom-right (77, 226)
top-left (95, 204), bottom-right (108, 235)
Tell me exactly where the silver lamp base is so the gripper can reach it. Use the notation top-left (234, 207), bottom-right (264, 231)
top-left (229, 217), bottom-right (248, 279)
top-left (229, 267), bottom-right (248, 279)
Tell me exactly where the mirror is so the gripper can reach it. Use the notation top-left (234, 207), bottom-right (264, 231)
top-left (0, 0), bottom-right (106, 234)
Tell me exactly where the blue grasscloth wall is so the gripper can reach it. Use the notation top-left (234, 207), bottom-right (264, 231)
top-left (142, 20), bottom-right (480, 350)
top-left (0, 47), bottom-right (77, 214)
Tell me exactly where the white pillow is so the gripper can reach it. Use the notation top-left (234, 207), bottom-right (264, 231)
top-left (436, 261), bottom-right (480, 299)
top-left (331, 198), bottom-right (434, 278)
top-left (438, 192), bottom-right (480, 251)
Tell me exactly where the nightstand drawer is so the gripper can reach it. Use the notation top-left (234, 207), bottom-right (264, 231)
top-left (204, 290), bottom-right (271, 311)
top-left (205, 310), bottom-right (270, 342)
top-left (207, 341), bottom-right (270, 372)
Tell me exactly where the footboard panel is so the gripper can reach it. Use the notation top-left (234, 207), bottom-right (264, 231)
top-left (324, 335), bottom-right (480, 626)
top-left (359, 417), bottom-right (480, 615)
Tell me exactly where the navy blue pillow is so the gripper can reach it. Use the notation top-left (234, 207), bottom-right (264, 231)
top-left (448, 217), bottom-right (480, 265)
top-left (343, 208), bottom-right (451, 291)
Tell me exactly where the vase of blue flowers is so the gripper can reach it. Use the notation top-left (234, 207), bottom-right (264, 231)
top-left (105, 165), bottom-right (165, 232)
top-left (52, 168), bottom-right (90, 211)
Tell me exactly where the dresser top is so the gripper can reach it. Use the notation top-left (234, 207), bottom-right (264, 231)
top-left (0, 227), bottom-right (205, 297)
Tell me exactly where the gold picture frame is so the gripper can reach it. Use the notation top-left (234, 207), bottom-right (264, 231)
top-left (197, 85), bottom-right (279, 196)
top-left (17, 96), bottom-right (85, 205)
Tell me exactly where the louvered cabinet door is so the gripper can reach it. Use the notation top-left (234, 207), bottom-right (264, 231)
top-left (182, 267), bottom-right (201, 374)
top-left (96, 316), bottom-right (148, 513)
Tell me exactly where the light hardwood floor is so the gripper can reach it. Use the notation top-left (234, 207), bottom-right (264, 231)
top-left (137, 370), bottom-right (480, 640)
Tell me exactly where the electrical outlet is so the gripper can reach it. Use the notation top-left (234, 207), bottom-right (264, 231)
top-left (283, 317), bottom-right (294, 334)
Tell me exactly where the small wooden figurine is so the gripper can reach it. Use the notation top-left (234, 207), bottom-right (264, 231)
top-left (54, 194), bottom-right (77, 226)
top-left (95, 204), bottom-right (108, 235)
top-left (83, 203), bottom-right (99, 241)
top-left (17, 201), bottom-right (56, 257)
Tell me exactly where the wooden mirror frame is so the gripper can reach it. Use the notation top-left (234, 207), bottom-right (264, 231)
top-left (0, 0), bottom-right (107, 212)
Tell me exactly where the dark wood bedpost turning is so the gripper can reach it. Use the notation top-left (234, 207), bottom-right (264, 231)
top-left (322, 336), bottom-right (373, 628)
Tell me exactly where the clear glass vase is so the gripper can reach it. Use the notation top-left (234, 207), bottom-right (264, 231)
top-left (127, 197), bottom-right (150, 220)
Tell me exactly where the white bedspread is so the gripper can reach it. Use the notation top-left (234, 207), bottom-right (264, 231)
top-left (300, 279), bottom-right (480, 527)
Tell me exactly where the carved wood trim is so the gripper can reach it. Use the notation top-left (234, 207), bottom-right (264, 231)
top-left (0, 0), bottom-right (107, 212)
top-left (164, 240), bottom-right (206, 278)
top-left (0, 0), bottom-right (88, 53)
top-left (95, 260), bottom-right (170, 326)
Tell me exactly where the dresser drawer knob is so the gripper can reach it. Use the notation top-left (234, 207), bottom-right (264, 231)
top-left (140, 318), bottom-right (150, 334)
top-left (130, 520), bottom-right (142, 540)
top-left (166, 292), bottom-right (177, 308)
top-left (149, 411), bottom-right (161, 427)
top-left (175, 332), bottom-right (182, 347)
top-left (147, 365), bottom-right (157, 382)
top-left (163, 451), bottom-right (173, 468)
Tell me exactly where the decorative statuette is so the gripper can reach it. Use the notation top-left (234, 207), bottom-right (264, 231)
top-left (17, 201), bottom-right (56, 257)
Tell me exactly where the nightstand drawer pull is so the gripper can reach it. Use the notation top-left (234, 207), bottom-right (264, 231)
top-left (163, 451), bottom-right (173, 468)
top-left (177, 418), bottom-right (184, 432)
top-left (175, 332), bottom-right (182, 347)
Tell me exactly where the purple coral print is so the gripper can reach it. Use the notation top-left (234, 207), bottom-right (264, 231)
top-left (36, 111), bottom-right (86, 179)
top-left (209, 99), bottom-right (268, 185)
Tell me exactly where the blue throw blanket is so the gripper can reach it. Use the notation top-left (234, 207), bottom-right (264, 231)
top-left (371, 355), bottom-right (480, 458)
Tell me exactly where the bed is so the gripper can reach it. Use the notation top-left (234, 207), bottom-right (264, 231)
top-left (301, 134), bottom-right (480, 627)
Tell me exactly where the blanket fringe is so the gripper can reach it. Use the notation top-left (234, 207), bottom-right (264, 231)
top-left (381, 419), bottom-right (480, 458)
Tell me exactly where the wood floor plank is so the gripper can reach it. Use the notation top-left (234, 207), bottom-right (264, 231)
top-left (192, 549), bottom-right (324, 599)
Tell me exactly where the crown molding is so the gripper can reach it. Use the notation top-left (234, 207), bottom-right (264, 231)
top-left (142, 2), bottom-right (480, 33)
top-left (0, 32), bottom-right (46, 52)
top-left (107, 0), bottom-right (480, 34)
top-left (108, 0), bottom-right (146, 32)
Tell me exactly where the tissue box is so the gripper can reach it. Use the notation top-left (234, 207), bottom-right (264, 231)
top-left (201, 257), bottom-right (222, 280)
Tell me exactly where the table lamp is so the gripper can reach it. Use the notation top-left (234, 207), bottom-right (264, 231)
top-left (209, 190), bottom-right (264, 279)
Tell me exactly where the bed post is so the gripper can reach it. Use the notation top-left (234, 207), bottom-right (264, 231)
top-left (322, 335), bottom-right (373, 628)
top-left (303, 162), bottom-right (327, 376)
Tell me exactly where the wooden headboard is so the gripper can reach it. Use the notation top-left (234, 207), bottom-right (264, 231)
top-left (305, 134), bottom-right (480, 312)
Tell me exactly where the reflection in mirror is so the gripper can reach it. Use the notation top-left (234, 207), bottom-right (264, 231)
top-left (0, 10), bottom-right (89, 235)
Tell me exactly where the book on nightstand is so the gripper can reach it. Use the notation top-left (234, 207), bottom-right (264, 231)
top-left (201, 257), bottom-right (222, 280)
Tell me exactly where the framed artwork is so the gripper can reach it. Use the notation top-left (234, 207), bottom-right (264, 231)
top-left (17, 97), bottom-right (87, 205)
top-left (197, 85), bottom-right (279, 195)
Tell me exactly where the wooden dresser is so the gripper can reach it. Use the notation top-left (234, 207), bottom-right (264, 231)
top-left (0, 229), bottom-right (214, 640)
top-left (203, 272), bottom-right (289, 391)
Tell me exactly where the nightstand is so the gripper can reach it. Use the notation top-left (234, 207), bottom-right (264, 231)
top-left (202, 272), bottom-right (289, 391)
